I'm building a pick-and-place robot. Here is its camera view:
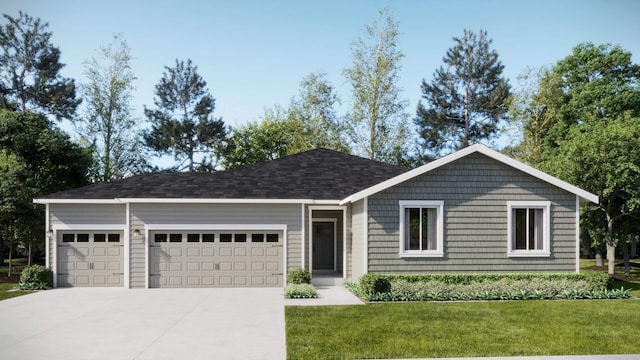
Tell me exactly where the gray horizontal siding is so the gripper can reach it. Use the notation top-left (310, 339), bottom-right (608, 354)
top-left (367, 152), bottom-right (577, 274)
top-left (50, 204), bottom-right (126, 226)
top-left (129, 203), bottom-right (302, 288)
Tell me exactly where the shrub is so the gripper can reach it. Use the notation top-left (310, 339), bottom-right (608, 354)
top-left (357, 273), bottom-right (625, 302)
top-left (287, 268), bottom-right (312, 284)
top-left (359, 274), bottom-right (391, 297)
top-left (19, 265), bottom-right (51, 288)
top-left (285, 283), bottom-right (318, 298)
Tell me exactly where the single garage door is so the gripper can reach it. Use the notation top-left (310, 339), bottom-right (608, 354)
top-left (149, 230), bottom-right (283, 288)
top-left (57, 231), bottom-right (124, 287)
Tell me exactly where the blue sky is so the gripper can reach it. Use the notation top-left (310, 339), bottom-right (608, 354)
top-left (4, 0), bottom-right (640, 138)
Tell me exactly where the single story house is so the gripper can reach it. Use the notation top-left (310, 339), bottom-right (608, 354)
top-left (34, 144), bottom-right (598, 288)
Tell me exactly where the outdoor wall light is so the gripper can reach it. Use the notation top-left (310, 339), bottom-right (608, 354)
top-left (132, 229), bottom-right (142, 237)
top-left (46, 229), bottom-right (53, 239)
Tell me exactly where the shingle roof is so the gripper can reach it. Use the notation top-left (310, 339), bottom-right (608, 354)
top-left (37, 148), bottom-right (409, 201)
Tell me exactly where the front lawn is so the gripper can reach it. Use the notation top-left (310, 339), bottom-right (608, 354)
top-left (0, 258), bottom-right (33, 301)
top-left (580, 257), bottom-right (640, 297)
top-left (286, 300), bottom-right (640, 359)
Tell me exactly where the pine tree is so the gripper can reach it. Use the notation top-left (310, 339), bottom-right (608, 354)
top-left (0, 11), bottom-right (80, 120)
top-left (144, 59), bottom-right (226, 172)
top-left (415, 29), bottom-right (510, 158)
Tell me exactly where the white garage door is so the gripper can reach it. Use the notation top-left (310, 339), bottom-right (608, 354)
top-left (149, 230), bottom-right (283, 288)
top-left (57, 231), bottom-right (124, 287)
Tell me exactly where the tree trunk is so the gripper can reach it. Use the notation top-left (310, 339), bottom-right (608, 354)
top-left (580, 227), bottom-right (593, 257)
top-left (606, 242), bottom-right (616, 275)
top-left (0, 228), bottom-right (4, 266)
top-left (7, 226), bottom-right (13, 277)
top-left (623, 235), bottom-right (630, 275)
top-left (595, 251), bottom-right (604, 267)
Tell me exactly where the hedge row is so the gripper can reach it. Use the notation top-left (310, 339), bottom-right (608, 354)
top-left (357, 272), bottom-right (615, 301)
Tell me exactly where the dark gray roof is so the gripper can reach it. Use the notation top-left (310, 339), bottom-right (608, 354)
top-left (38, 148), bottom-right (409, 200)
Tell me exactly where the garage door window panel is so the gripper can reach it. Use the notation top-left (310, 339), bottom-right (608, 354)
top-left (187, 233), bottom-right (200, 242)
top-left (170, 234), bottom-right (182, 242)
top-left (94, 234), bottom-right (106, 242)
top-left (155, 234), bottom-right (167, 243)
top-left (63, 234), bottom-right (75, 242)
top-left (202, 234), bottom-right (215, 242)
top-left (252, 234), bottom-right (264, 242)
top-left (108, 234), bottom-right (120, 242)
top-left (77, 234), bottom-right (89, 242)
top-left (266, 234), bottom-right (279, 243)
top-left (234, 234), bottom-right (247, 243)
top-left (220, 234), bottom-right (232, 242)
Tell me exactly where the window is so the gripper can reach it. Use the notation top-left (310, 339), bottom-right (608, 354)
top-left (187, 233), bottom-right (200, 243)
top-left (251, 234), bottom-right (264, 243)
top-left (154, 234), bottom-right (167, 243)
top-left (94, 234), bottom-right (106, 242)
top-left (507, 201), bottom-right (551, 257)
top-left (220, 234), bottom-right (232, 243)
top-left (399, 201), bottom-right (444, 257)
top-left (108, 234), bottom-right (120, 243)
top-left (62, 234), bottom-right (75, 243)
top-left (266, 233), bottom-right (279, 243)
top-left (169, 234), bottom-right (182, 243)
top-left (77, 234), bottom-right (89, 242)
top-left (202, 234), bottom-right (215, 242)
top-left (234, 234), bottom-right (247, 243)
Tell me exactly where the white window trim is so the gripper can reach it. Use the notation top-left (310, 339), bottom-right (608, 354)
top-left (399, 200), bottom-right (444, 257)
top-left (507, 201), bottom-right (551, 257)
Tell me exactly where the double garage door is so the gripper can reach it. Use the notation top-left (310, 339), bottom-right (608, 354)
top-left (57, 231), bottom-right (124, 287)
top-left (149, 230), bottom-right (283, 288)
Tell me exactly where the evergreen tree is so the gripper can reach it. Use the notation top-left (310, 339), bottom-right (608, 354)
top-left (0, 12), bottom-right (80, 120)
top-left (144, 59), bottom-right (226, 172)
top-left (415, 29), bottom-right (510, 158)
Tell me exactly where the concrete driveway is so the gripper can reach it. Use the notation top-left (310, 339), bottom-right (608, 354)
top-left (0, 287), bottom-right (286, 360)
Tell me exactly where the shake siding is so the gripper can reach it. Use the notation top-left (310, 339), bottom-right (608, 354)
top-left (129, 203), bottom-right (302, 288)
top-left (367, 153), bottom-right (577, 273)
top-left (351, 200), bottom-right (365, 280)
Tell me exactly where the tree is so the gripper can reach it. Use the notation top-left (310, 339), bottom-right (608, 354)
top-left (223, 106), bottom-right (303, 169)
top-left (0, 110), bottom-right (91, 264)
top-left (79, 34), bottom-right (148, 182)
top-left (342, 8), bottom-right (410, 163)
top-left (415, 29), bottom-right (510, 158)
top-left (287, 72), bottom-right (348, 153)
top-left (517, 43), bottom-right (640, 274)
top-left (0, 11), bottom-right (80, 120)
top-left (144, 59), bottom-right (226, 172)
top-left (548, 114), bottom-right (640, 275)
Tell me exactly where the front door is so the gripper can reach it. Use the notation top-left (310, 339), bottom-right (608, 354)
top-left (312, 221), bottom-right (335, 270)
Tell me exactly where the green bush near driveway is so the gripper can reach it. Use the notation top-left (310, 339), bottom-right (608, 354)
top-left (19, 264), bottom-right (52, 290)
top-left (285, 300), bottom-right (640, 359)
top-left (287, 268), bottom-right (311, 284)
top-left (285, 283), bottom-right (317, 299)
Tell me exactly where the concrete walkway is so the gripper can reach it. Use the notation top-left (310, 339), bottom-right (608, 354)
top-left (285, 284), bottom-right (364, 306)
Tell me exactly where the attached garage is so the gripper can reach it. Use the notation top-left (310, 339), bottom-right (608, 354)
top-left (57, 231), bottom-right (124, 287)
top-left (149, 230), bottom-right (284, 288)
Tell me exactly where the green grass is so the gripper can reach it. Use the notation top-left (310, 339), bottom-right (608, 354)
top-left (0, 258), bottom-right (33, 301)
top-left (0, 283), bottom-right (32, 301)
top-left (579, 257), bottom-right (640, 297)
top-left (286, 300), bottom-right (640, 359)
